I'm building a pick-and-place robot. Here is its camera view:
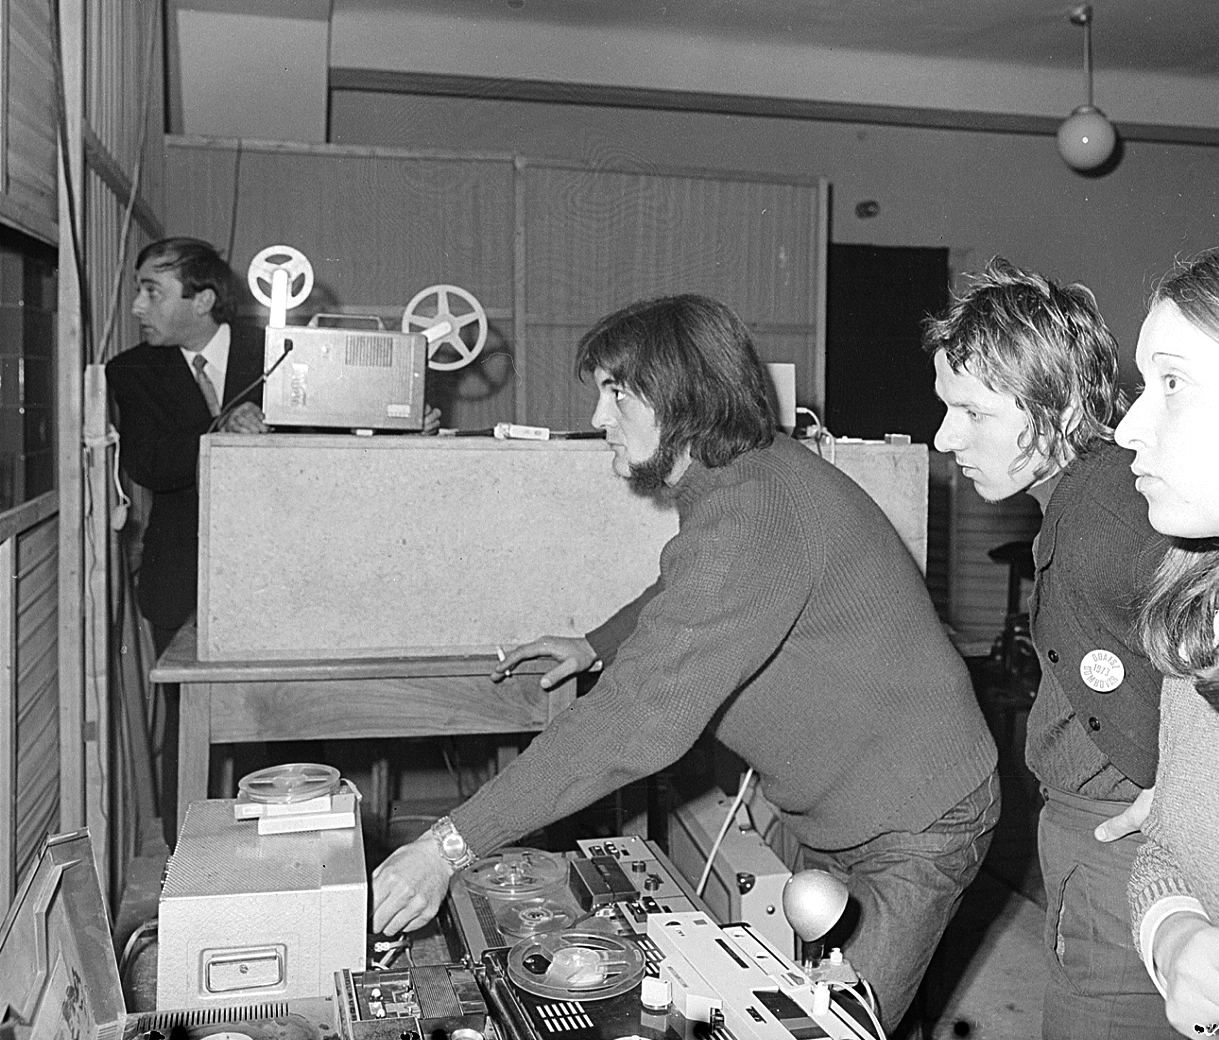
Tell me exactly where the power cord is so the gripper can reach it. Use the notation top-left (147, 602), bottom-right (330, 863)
top-left (831, 979), bottom-right (887, 1039)
top-left (695, 767), bottom-right (755, 899)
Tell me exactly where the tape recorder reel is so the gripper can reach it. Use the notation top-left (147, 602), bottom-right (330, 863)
top-left (464, 847), bottom-right (568, 900)
top-left (506, 930), bottom-right (646, 1002)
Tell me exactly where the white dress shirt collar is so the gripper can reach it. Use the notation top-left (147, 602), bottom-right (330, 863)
top-left (181, 323), bottom-right (231, 396)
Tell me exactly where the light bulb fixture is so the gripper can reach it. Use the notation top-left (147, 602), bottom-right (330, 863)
top-left (1057, 4), bottom-right (1116, 172)
top-left (782, 869), bottom-right (849, 942)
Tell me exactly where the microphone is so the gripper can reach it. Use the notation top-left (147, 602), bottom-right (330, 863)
top-left (208, 339), bottom-right (293, 433)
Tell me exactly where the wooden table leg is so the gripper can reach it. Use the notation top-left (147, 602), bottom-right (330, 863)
top-left (177, 680), bottom-right (213, 836)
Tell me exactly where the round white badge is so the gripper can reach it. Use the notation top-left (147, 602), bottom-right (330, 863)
top-left (1080, 649), bottom-right (1124, 692)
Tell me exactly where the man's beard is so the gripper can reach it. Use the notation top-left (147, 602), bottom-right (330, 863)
top-left (627, 438), bottom-right (683, 494)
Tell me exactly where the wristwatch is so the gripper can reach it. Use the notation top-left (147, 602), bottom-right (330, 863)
top-left (430, 816), bottom-right (477, 871)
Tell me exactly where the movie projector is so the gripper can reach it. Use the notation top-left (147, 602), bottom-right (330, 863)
top-left (246, 245), bottom-right (489, 431)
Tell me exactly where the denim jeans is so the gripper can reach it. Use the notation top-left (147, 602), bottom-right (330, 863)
top-left (797, 769), bottom-right (1001, 1033)
top-left (1038, 787), bottom-right (1176, 1040)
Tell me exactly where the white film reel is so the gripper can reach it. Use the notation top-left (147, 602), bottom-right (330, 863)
top-left (237, 762), bottom-right (341, 805)
top-left (247, 245), bottom-right (315, 328)
top-left (402, 284), bottom-right (488, 372)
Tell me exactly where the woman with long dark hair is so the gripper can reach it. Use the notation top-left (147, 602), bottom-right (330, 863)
top-left (1117, 248), bottom-right (1219, 1037)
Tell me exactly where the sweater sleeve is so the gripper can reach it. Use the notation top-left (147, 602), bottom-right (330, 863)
top-left (585, 578), bottom-right (662, 666)
top-left (1129, 837), bottom-right (1209, 991)
top-left (452, 474), bottom-right (816, 854)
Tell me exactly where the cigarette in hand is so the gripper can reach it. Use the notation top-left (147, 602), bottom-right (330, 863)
top-left (496, 645), bottom-right (511, 676)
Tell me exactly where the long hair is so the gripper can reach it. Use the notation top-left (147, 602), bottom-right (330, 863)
top-left (1136, 248), bottom-right (1219, 703)
top-left (136, 237), bottom-right (237, 325)
top-left (922, 257), bottom-right (1124, 479)
top-left (576, 294), bottom-right (774, 468)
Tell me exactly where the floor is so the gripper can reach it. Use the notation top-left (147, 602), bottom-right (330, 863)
top-left (113, 662), bottom-right (1051, 1039)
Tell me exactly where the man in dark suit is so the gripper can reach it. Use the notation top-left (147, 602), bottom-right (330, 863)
top-left (108, 239), bottom-right (270, 843)
top-left (107, 237), bottom-right (268, 658)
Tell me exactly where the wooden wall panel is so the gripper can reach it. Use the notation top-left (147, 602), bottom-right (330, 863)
top-left (524, 167), bottom-right (820, 321)
top-left (162, 142), bottom-right (826, 435)
top-left (1, 0), bottom-right (58, 242)
top-left (51, 0), bottom-right (166, 906)
top-left (521, 163), bottom-right (825, 431)
top-left (163, 138), bottom-right (518, 429)
top-left (12, 513), bottom-right (58, 892)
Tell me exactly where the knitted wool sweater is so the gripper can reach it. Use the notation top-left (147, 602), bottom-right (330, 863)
top-left (1129, 675), bottom-right (1219, 951)
top-left (451, 436), bottom-right (996, 855)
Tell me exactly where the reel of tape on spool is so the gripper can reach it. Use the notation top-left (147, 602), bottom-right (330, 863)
top-left (495, 897), bottom-right (579, 940)
top-left (506, 931), bottom-right (646, 1002)
top-left (237, 762), bottom-right (342, 804)
top-left (464, 847), bottom-right (568, 900)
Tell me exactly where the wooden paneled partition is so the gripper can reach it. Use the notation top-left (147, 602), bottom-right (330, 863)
top-left (51, 0), bottom-right (166, 909)
top-left (520, 160), bottom-right (826, 430)
top-left (164, 138), bottom-right (828, 434)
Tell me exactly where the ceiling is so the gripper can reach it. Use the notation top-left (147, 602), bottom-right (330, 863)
top-left (168, 0), bottom-right (1219, 143)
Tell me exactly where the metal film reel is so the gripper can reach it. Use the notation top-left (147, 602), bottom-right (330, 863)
top-left (506, 931), bottom-right (646, 1002)
top-left (463, 847), bottom-right (567, 900)
top-left (402, 284), bottom-right (488, 372)
top-left (247, 245), bottom-right (315, 311)
top-left (237, 762), bottom-right (341, 804)
top-left (495, 898), bottom-right (578, 940)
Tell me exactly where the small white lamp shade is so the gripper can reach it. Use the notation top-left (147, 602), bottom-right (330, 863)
top-left (1057, 105), bottom-right (1116, 171)
top-left (782, 869), bottom-right (849, 942)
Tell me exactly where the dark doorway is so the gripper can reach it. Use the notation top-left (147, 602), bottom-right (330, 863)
top-left (825, 244), bottom-right (950, 445)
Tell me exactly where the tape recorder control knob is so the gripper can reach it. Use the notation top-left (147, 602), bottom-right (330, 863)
top-left (631, 860), bottom-right (647, 873)
top-left (644, 873), bottom-right (663, 891)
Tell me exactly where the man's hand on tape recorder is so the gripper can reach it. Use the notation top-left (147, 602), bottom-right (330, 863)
top-left (422, 405), bottom-right (442, 435)
top-left (219, 401), bottom-right (269, 434)
top-left (371, 832), bottom-right (453, 935)
top-left (491, 635), bottom-right (599, 689)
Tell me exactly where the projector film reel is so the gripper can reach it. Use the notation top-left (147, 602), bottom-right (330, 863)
top-left (247, 245), bottom-right (315, 311)
top-left (237, 762), bottom-right (341, 805)
top-left (506, 931), bottom-right (646, 1002)
top-left (495, 898), bottom-right (578, 940)
top-left (464, 847), bottom-right (567, 900)
top-left (402, 284), bottom-right (488, 372)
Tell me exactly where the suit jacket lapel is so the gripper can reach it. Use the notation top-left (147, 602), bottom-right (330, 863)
top-left (157, 343), bottom-right (214, 426)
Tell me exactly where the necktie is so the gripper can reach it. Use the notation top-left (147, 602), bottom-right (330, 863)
top-left (192, 353), bottom-right (221, 418)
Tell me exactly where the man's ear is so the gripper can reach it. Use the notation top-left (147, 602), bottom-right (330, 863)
top-left (192, 287), bottom-right (217, 318)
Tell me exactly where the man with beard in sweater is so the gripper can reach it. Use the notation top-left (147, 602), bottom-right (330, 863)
top-left (373, 293), bottom-right (999, 1034)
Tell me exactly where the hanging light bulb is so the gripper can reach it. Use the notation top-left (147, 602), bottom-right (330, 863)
top-left (1057, 4), bottom-right (1116, 171)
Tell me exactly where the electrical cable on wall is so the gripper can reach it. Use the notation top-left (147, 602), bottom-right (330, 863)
top-left (49, 0), bottom-right (92, 361)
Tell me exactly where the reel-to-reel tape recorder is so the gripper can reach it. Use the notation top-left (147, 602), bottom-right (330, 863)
top-left (431, 836), bottom-right (877, 1040)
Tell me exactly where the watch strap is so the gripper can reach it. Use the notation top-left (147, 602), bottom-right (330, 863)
top-left (430, 815), bottom-right (477, 871)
